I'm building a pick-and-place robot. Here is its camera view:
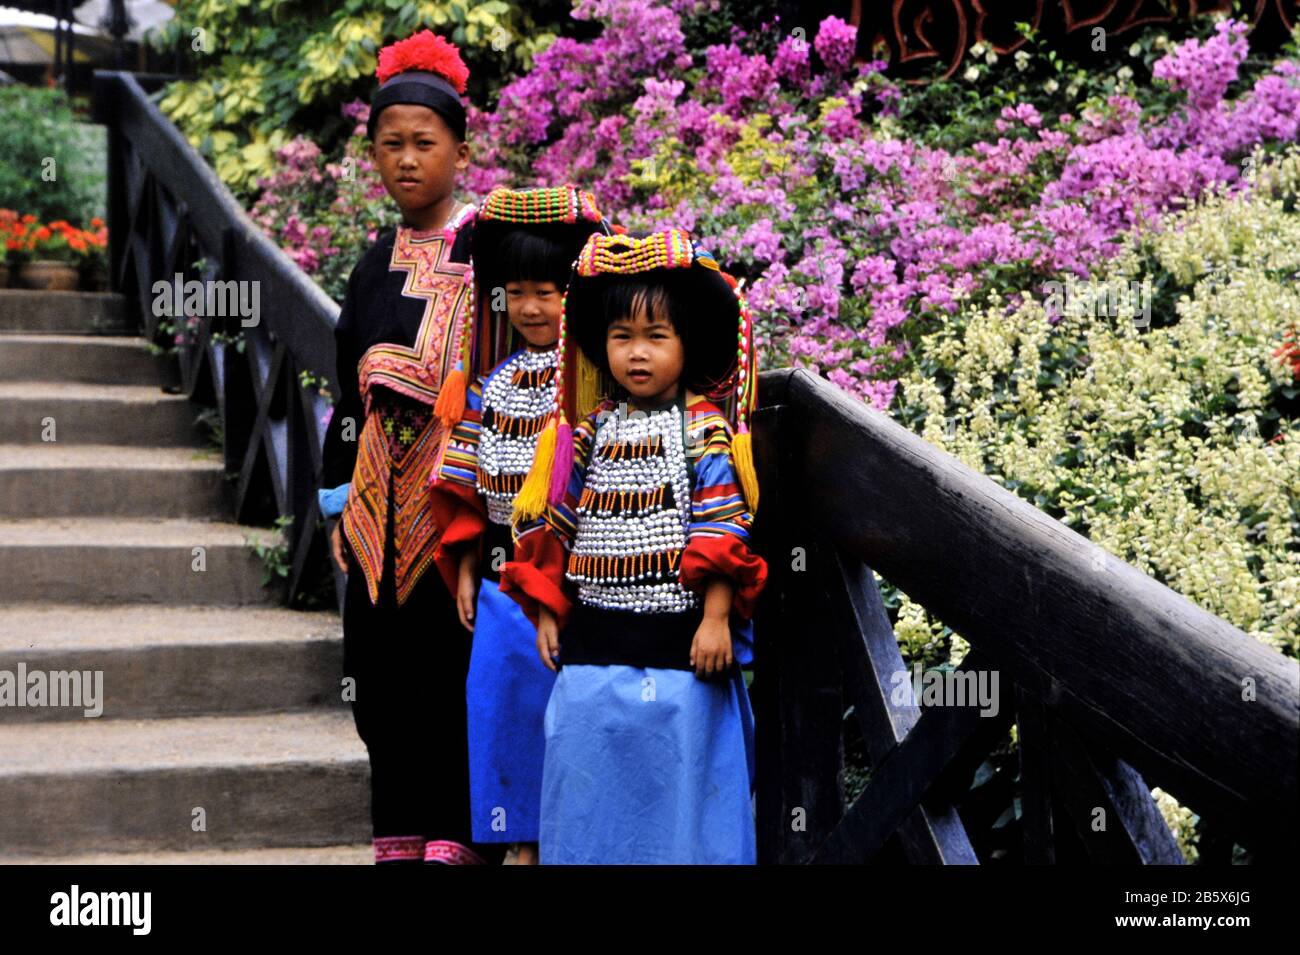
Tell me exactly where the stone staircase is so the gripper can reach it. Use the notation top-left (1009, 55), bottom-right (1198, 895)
top-left (0, 290), bottom-right (370, 864)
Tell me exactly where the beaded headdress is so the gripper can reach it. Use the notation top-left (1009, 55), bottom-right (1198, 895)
top-left (430, 184), bottom-right (612, 435)
top-left (368, 30), bottom-right (470, 140)
top-left (512, 228), bottom-right (760, 522)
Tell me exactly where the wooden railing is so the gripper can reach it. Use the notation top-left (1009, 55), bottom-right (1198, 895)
top-left (93, 68), bottom-right (1299, 865)
top-left (93, 70), bottom-right (341, 605)
top-left (749, 368), bottom-right (1299, 863)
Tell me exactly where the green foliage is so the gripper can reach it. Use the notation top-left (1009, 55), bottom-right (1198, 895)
top-left (151, 0), bottom-right (571, 195)
top-left (245, 514), bottom-right (295, 588)
top-left (0, 86), bottom-right (105, 224)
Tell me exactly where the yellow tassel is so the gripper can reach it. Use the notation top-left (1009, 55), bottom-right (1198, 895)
top-left (434, 366), bottom-right (467, 429)
top-left (733, 429), bottom-right (760, 513)
top-left (574, 351), bottom-right (602, 419)
top-left (512, 417), bottom-right (557, 522)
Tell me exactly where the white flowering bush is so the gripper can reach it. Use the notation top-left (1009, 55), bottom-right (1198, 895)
top-left (890, 147), bottom-right (1300, 665)
top-left (880, 150), bottom-right (1300, 861)
top-left (1153, 787), bottom-right (1201, 862)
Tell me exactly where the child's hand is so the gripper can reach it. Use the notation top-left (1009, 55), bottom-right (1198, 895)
top-left (330, 522), bottom-right (350, 574)
top-left (536, 607), bottom-right (561, 673)
top-left (456, 551), bottom-right (479, 633)
top-left (690, 615), bottom-right (733, 680)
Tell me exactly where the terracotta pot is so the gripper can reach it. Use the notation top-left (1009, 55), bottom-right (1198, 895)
top-left (0, 263), bottom-right (8, 288)
top-left (18, 260), bottom-right (79, 291)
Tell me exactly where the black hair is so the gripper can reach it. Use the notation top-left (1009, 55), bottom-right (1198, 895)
top-left (564, 227), bottom-right (741, 395)
top-left (569, 272), bottom-right (735, 395)
top-left (495, 229), bottom-right (575, 290)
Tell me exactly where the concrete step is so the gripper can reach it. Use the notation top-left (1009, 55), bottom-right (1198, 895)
top-left (0, 710), bottom-right (369, 855)
top-left (1, 844), bottom-right (373, 864)
top-left (0, 290), bottom-right (133, 336)
top-left (0, 334), bottom-right (176, 386)
top-left (0, 604), bottom-right (343, 722)
top-left (0, 444), bottom-right (226, 518)
top-left (0, 518), bottom-right (283, 605)
top-left (0, 382), bottom-right (203, 447)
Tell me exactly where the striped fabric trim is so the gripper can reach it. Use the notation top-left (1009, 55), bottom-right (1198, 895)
top-left (374, 835), bottom-right (426, 863)
top-left (434, 379), bottom-right (484, 490)
top-left (423, 840), bottom-right (488, 865)
top-left (357, 229), bottom-right (472, 413)
top-left (688, 410), bottom-right (752, 540)
top-left (343, 404), bottom-right (447, 606)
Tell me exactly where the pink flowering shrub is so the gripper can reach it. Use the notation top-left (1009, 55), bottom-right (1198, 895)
top-left (249, 101), bottom-right (399, 302)
top-left (461, 8), bottom-right (1300, 408)
top-left (242, 5), bottom-right (1300, 410)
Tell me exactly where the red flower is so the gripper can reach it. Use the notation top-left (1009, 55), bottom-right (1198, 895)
top-left (375, 30), bottom-right (469, 92)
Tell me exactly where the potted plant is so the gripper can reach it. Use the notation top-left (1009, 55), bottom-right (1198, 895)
top-left (0, 209), bottom-right (18, 288)
top-left (16, 219), bottom-right (83, 291)
top-left (78, 218), bottom-right (109, 291)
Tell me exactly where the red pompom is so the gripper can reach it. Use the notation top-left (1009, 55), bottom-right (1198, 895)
top-left (376, 30), bottom-right (470, 92)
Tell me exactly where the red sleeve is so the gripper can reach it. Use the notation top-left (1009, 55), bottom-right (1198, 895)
top-left (500, 528), bottom-right (573, 630)
top-left (679, 534), bottom-right (768, 620)
top-left (429, 480), bottom-right (488, 596)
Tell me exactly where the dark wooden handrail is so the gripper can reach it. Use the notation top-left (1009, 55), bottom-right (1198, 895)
top-left (92, 66), bottom-right (1299, 864)
top-left (751, 368), bottom-right (1299, 863)
top-left (93, 69), bottom-right (341, 603)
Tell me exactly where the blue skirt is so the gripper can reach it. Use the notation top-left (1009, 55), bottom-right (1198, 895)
top-left (466, 581), bottom-right (555, 843)
top-left (538, 661), bottom-right (756, 864)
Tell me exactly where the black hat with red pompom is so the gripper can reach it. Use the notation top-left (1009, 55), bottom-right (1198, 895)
top-left (368, 30), bottom-right (470, 141)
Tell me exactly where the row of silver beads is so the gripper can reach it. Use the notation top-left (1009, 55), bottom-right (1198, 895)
top-left (477, 347), bottom-right (557, 524)
top-left (570, 402), bottom-right (697, 613)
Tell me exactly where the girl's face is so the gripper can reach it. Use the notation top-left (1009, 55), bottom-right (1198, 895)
top-left (367, 105), bottom-right (469, 224)
top-left (606, 296), bottom-right (685, 409)
top-left (505, 280), bottom-right (562, 349)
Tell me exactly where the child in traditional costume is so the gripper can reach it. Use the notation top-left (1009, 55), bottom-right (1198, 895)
top-left (501, 229), bottom-right (768, 864)
top-left (428, 185), bottom-right (611, 866)
top-left (317, 29), bottom-right (501, 865)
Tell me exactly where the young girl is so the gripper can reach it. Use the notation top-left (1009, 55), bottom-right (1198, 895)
top-left (428, 185), bottom-right (610, 866)
top-left (501, 229), bottom-right (768, 864)
top-left (317, 29), bottom-right (500, 865)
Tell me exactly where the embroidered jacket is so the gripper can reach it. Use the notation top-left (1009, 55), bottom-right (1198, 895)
top-left (500, 395), bottom-right (767, 631)
top-left (320, 205), bottom-right (477, 606)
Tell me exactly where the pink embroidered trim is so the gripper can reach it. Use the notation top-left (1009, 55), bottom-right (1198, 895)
top-left (423, 839), bottom-right (487, 865)
top-left (374, 835), bottom-right (426, 863)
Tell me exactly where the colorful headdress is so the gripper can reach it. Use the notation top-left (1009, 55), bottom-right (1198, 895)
top-left (368, 30), bottom-right (470, 140)
top-left (513, 228), bottom-right (760, 522)
top-left (431, 185), bottom-right (611, 434)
